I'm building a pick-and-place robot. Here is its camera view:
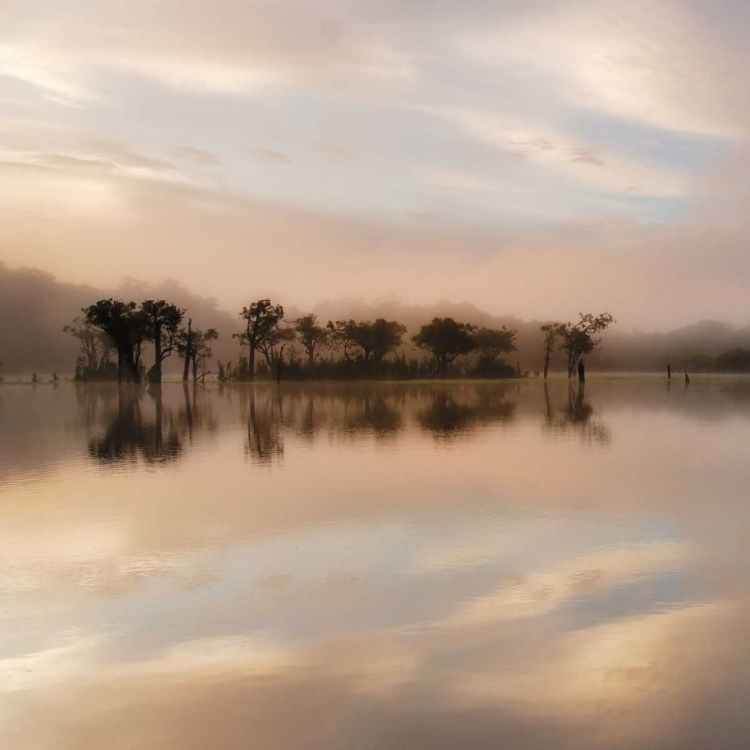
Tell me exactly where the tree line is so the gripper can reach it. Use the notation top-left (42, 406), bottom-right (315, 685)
top-left (64, 297), bottom-right (615, 383)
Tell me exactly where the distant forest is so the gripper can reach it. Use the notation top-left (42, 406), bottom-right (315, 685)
top-left (2, 262), bottom-right (750, 380)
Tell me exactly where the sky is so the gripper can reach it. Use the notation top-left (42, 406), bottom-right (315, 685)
top-left (1, 0), bottom-right (750, 328)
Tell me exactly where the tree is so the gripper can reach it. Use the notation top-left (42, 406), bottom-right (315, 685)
top-left (294, 314), bottom-right (329, 365)
top-left (325, 318), bottom-right (406, 373)
top-left (180, 318), bottom-right (195, 382)
top-left (192, 328), bottom-right (219, 381)
top-left (559, 312), bottom-right (615, 378)
top-left (327, 319), bottom-right (358, 361)
top-left (257, 325), bottom-right (295, 382)
top-left (474, 326), bottom-right (517, 360)
top-left (235, 300), bottom-right (284, 380)
top-left (178, 319), bottom-right (219, 382)
top-left (83, 299), bottom-right (146, 383)
top-left (369, 319), bottom-right (407, 364)
top-left (472, 326), bottom-right (517, 377)
top-left (412, 317), bottom-right (477, 378)
top-left (141, 300), bottom-right (184, 384)
top-left (64, 316), bottom-right (115, 381)
top-left (539, 322), bottom-right (564, 379)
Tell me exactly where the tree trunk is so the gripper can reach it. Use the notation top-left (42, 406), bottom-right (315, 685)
top-left (192, 354), bottom-right (198, 382)
top-left (182, 382), bottom-right (193, 437)
top-left (151, 321), bottom-right (162, 383)
top-left (183, 318), bottom-right (192, 382)
top-left (117, 345), bottom-right (125, 384)
top-left (249, 344), bottom-right (256, 381)
top-left (153, 386), bottom-right (163, 454)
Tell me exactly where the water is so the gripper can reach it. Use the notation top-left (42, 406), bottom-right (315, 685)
top-left (1, 379), bottom-right (749, 749)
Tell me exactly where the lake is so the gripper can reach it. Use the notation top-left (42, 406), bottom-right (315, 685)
top-left (1, 379), bottom-right (749, 749)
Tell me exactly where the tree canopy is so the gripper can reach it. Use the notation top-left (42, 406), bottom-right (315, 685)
top-left (558, 313), bottom-right (615, 378)
top-left (412, 317), bottom-right (477, 377)
top-left (236, 299), bottom-right (285, 380)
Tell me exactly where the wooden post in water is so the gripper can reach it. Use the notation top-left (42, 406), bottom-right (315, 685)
top-left (667, 364), bottom-right (671, 379)
top-left (684, 369), bottom-right (690, 385)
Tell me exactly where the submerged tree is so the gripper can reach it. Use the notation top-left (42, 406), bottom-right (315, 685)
top-left (412, 317), bottom-right (477, 377)
top-left (539, 322), bottom-right (564, 380)
top-left (257, 325), bottom-right (295, 382)
top-left (83, 299), bottom-right (146, 383)
top-left (235, 300), bottom-right (285, 380)
top-left (178, 318), bottom-right (219, 382)
top-left (64, 316), bottom-right (115, 381)
top-left (558, 313), bottom-right (615, 378)
top-left (141, 300), bottom-right (184, 384)
top-left (293, 314), bottom-right (329, 365)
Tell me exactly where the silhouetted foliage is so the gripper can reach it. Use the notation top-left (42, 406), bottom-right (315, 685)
top-left (257, 325), bottom-right (295, 383)
top-left (83, 299), bottom-right (146, 384)
top-left (141, 300), bottom-right (184, 384)
top-left (412, 317), bottom-right (477, 377)
top-left (177, 319), bottom-right (219, 382)
top-left (558, 313), bottom-right (615, 378)
top-left (470, 326), bottom-right (517, 378)
top-left (293, 314), bottom-right (329, 365)
top-left (235, 300), bottom-right (285, 381)
top-left (64, 317), bottom-right (117, 381)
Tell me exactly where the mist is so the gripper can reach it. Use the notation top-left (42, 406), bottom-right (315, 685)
top-left (2, 262), bottom-right (749, 377)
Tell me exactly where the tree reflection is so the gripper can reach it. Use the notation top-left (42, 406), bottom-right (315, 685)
top-left (88, 386), bottom-right (183, 463)
top-left (417, 386), bottom-right (516, 439)
top-left (245, 388), bottom-right (284, 465)
top-left (543, 382), bottom-right (611, 445)
top-left (344, 394), bottom-right (402, 436)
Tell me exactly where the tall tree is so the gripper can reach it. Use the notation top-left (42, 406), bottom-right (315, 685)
top-left (192, 328), bottom-right (219, 381)
top-left (236, 300), bottom-right (284, 381)
top-left (294, 314), bottom-right (329, 365)
top-left (539, 322), bottom-right (564, 379)
top-left (83, 299), bottom-right (145, 383)
top-left (559, 312), bottom-right (615, 378)
top-left (180, 318), bottom-right (194, 382)
top-left (178, 320), bottom-right (219, 382)
top-left (412, 317), bottom-right (477, 378)
top-left (141, 300), bottom-right (184, 384)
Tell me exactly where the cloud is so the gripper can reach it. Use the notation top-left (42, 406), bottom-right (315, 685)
top-left (248, 147), bottom-right (291, 164)
top-left (456, 2), bottom-right (750, 138)
top-left (167, 145), bottom-right (221, 167)
top-left (312, 142), bottom-right (355, 162)
top-left (424, 107), bottom-right (692, 197)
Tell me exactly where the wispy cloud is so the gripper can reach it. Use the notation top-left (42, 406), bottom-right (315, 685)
top-left (248, 147), bottom-right (291, 164)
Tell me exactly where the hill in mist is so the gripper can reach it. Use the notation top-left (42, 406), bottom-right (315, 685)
top-left (1, 262), bottom-right (749, 377)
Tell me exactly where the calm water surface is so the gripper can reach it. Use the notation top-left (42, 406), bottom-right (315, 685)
top-left (1, 380), bottom-right (750, 749)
